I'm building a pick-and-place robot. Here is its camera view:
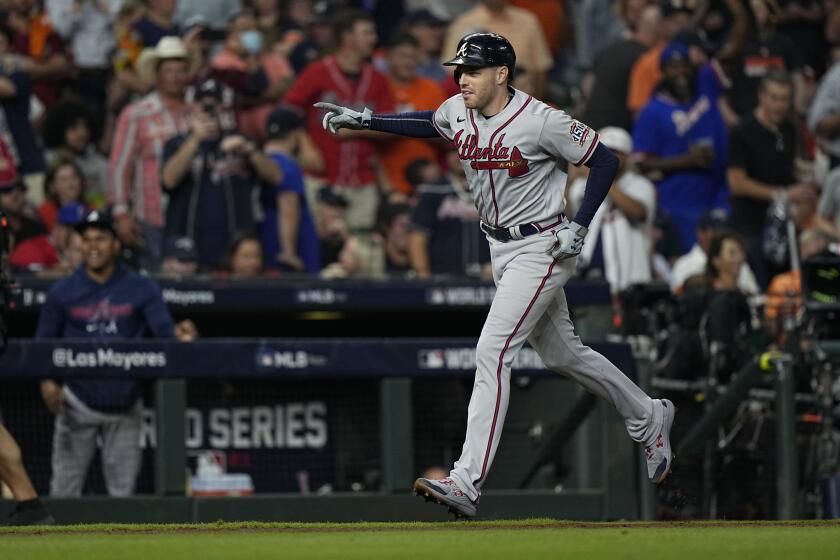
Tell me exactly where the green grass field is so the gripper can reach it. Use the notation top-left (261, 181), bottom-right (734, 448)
top-left (1, 520), bottom-right (838, 560)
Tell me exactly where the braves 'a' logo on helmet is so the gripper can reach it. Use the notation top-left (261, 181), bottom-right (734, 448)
top-left (456, 42), bottom-right (470, 58)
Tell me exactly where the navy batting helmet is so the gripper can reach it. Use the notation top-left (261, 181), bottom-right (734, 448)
top-left (444, 32), bottom-right (516, 84)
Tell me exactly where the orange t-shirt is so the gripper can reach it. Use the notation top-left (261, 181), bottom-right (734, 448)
top-left (380, 77), bottom-right (447, 195)
top-left (627, 43), bottom-right (665, 114)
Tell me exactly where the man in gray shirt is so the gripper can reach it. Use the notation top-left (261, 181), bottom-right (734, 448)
top-left (47, 0), bottom-right (123, 123)
top-left (817, 167), bottom-right (840, 239)
top-left (175, 0), bottom-right (241, 31)
top-left (809, 61), bottom-right (840, 170)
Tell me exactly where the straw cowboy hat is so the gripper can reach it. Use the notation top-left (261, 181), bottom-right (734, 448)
top-left (136, 36), bottom-right (200, 86)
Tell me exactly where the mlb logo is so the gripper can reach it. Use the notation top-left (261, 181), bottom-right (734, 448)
top-left (569, 120), bottom-right (590, 147)
top-left (257, 350), bottom-right (275, 368)
top-left (418, 350), bottom-right (445, 369)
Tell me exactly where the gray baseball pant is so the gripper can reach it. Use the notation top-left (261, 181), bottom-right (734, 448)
top-left (49, 388), bottom-right (142, 497)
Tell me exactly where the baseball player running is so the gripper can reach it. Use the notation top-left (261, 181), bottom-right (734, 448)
top-left (314, 32), bottom-right (675, 519)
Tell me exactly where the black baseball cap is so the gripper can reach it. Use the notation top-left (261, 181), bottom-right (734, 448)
top-left (697, 208), bottom-right (729, 230)
top-left (75, 210), bottom-right (116, 236)
top-left (194, 78), bottom-right (223, 101)
top-left (266, 105), bottom-right (304, 139)
top-left (317, 186), bottom-right (349, 208)
top-left (164, 236), bottom-right (198, 262)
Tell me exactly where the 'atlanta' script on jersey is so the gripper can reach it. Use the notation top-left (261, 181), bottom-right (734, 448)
top-left (454, 130), bottom-right (529, 177)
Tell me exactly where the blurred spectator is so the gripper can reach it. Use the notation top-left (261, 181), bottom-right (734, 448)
top-left (315, 185), bottom-right (349, 268)
top-left (627, 0), bottom-right (694, 116)
top-left (41, 99), bottom-right (109, 207)
top-left (700, 229), bottom-right (754, 378)
top-left (576, 0), bottom-right (637, 72)
top-left (442, 0), bottom-right (552, 97)
top-left (0, 170), bottom-right (45, 246)
top-left (6, 0), bottom-right (72, 107)
top-left (582, 4), bottom-right (660, 132)
top-left (808, 58), bottom-right (840, 170)
top-left (651, 209), bottom-right (685, 282)
top-left (210, 9), bottom-right (294, 142)
top-left (112, 0), bottom-right (183, 95)
top-left (224, 232), bottom-right (265, 277)
top-left (568, 127), bottom-right (656, 294)
top-left (408, 154), bottom-right (490, 278)
top-left (180, 16), bottom-right (216, 79)
top-left (774, 0), bottom-right (825, 77)
top-left (0, 21), bottom-right (44, 176)
top-left (161, 78), bottom-right (281, 270)
top-left (175, 0), bottom-right (242, 33)
top-left (37, 210), bottom-right (197, 498)
top-left (111, 0), bottom-right (151, 95)
top-left (764, 227), bottom-right (834, 343)
top-left (378, 202), bottom-right (412, 275)
top-left (261, 106), bottom-right (321, 275)
top-left (761, 176), bottom-right (818, 274)
top-left (319, 234), bottom-right (385, 279)
top-left (160, 234), bottom-right (198, 277)
top-left (10, 201), bottom-right (85, 273)
top-left (38, 157), bottom-right (87, 231)
top-left (247, 0), bottom-right (284, 53)
top-left (670, 208), bottom-right (760, 293)
top-left (705, 229), bottom-right (751, 293)
top-left (46, 0), bottom-right (122, 119)
top-left (728, 0), bottom-right (803, 117)
top-left (380, 36), bottom-right (446, 197)
top-left (510, 0), bottom-right (566, 57)
top-left (727, 70), bottom-right (801, 288)
top-left (132, 0), bottom-right (180, 46)
top-left (404, 9), bottom-right (448, 84)
top-left (286, 0), bottom-right (334, 74)
top-left (633, 42), bottom-right (731, 251)
top-left (109, 36), bottom-right (196, 270)
top-left (284, 8), bottom-right (395, 232)
top-left (816, 163), bottom-right (840, 238)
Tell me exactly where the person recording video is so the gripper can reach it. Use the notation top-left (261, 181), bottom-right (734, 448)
top-left (161, 78), bottom-right (281, 270)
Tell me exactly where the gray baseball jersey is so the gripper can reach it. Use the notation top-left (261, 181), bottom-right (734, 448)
top-left (427, 88), bottom-right (663, 504)
top-left (432, 88), bottom-right (600, 228)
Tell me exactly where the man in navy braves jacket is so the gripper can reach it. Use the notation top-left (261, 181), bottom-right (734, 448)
top-left (36, 211), bottom-right (197, 497)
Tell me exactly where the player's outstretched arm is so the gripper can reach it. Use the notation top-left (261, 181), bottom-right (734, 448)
top-left (313, 103), bottom-right (439, 138)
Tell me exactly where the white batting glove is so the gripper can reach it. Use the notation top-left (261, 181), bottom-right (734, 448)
top-left (313, 102), bottom-right (371, 135)
top-left (546, 222), bottom-right (588, 261)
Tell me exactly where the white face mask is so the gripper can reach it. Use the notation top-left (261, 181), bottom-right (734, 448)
top-left (240, 30), bottom-right (264, 54)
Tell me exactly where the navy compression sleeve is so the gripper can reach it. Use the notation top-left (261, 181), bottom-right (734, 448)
top-left (571, 143), bottom-right (620, 228)
top-left (369, 111), bottom-right (439, 138)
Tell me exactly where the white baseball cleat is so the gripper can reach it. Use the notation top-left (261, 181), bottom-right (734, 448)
top-left (413, 477), bottom-right (477, 519)
top-left (645, 398), bottom-right (676, 484)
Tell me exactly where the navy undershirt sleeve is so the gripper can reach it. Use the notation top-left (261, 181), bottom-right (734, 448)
top-left (369, 111), bottom-right (439, 138)
top-left (572, 143), bottom-right (619, 228)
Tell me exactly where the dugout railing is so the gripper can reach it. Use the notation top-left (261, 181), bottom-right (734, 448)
top-left (0, 338), bottom-right (646, 522)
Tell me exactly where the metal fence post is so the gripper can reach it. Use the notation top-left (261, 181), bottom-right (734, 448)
top-left (379, 378), bottom-right (414, 493)
top-left (155, 379), bottom-right (186, 496)
top-left (772, 354), bottom-right (796, 519)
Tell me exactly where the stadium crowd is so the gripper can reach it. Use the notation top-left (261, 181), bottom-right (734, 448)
top-left (0, 0), bottom-right (836, 289)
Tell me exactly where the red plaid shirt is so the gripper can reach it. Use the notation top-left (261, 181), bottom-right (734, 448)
top-left (108, 92), bottom-right (191, 227)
